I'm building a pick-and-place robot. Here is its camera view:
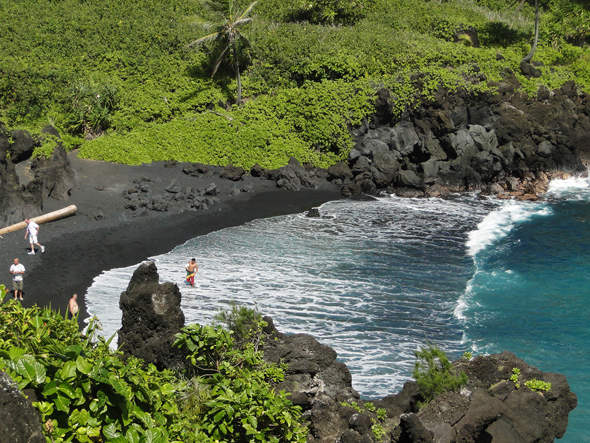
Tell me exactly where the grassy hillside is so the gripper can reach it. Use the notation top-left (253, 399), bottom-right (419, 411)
top-left (1, 0), bottom-right (588, 168)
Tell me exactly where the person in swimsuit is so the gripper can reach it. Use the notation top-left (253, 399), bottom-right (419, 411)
top-left (186, 258), bottom-right (198, 287)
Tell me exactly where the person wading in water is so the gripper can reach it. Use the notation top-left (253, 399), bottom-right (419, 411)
top-left (186, 258), bottom-right (198, 287)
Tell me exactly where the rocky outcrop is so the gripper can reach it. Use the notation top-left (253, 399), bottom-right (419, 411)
top-left (262, 329), bottom-right (577, 443)
top-left (0, 371), bottom-right (45, 443)
top-left (118, 261), bottom-right (187, 372)
top-left (262, 157), bottom-right (324, 191)
top-left (0, 122), bottom-right (43, 225)
top-left (30, 125), bottom-right (76, 200)
top-left (0, 123), bottom-right (77, 224)
top-left (262, 317), bottom-right (364, 442)
top-left (384, 351), bottom-right (578, 443)
top-left (335, 79), bottom-right (590, 199)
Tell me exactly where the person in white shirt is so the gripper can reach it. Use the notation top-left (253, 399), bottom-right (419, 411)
top-left (9, 258), bottom-right (25, 300)
top-left (24, 218), bottom-right (45, 255)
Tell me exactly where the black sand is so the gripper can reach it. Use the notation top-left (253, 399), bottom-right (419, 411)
top-left (0, 152), bottom-right (343, 325)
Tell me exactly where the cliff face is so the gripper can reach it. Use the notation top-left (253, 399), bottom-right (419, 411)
top-left (0, 123), bottom-right (75, 225)
top-left (330, 78), bottom-right (590, 200)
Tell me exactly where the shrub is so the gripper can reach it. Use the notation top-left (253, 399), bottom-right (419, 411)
top-left (413, 345), bottom-right (468, 404)
top-left (524, 378), bottom-right (552, 392)
top-left (173, 316), bottom-right (307, 442)
top-left (0, 298), bottom-right (306, 442)
top-left (214, 302), bottom-right (267, 351)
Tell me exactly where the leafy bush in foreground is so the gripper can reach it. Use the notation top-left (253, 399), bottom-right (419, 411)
top-left (0, 291), bottom-right (305, 442)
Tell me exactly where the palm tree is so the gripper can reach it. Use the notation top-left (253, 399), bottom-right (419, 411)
top-left (188, 0), bottom-right (258, 105)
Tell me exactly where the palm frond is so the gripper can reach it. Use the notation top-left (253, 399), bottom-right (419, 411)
top-left (187, 32), bottom-right (222, 48)
top-left (236, 1), bottom-right (258, 22)
top-left (233, 17), bottom-right (253, 28)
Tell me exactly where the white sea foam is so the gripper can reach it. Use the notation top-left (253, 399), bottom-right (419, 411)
top-left (86, 196), bottom-right (491, 397)
top-left (466, 201), bottom-right (550, 257)
top-left (547, 175), bottom-right (590, 194)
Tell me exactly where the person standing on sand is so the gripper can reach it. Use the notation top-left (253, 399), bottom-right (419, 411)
top-left (68, 293), bottom-right (79, 318)
top-left (186, 258), bottom-right (198, 287)
top-left (24, 218), bottom-right (45, 255)
top-left (9, 258), bottom-right (25, 300)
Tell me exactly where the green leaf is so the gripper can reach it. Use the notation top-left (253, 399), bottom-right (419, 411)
top-left (33, 401), bottom-right (54, 417)
top-left (103, 422), bottom-right (121, 439)
top-left (8, 347), bottom-right (26, 360)
top-left (87, 426), bottom-right (101, 438)
top-left (54, 394), bottom-right (72, 413)
top-left (145, 428), bottom-right (167, 443)
top-left (125, 428), bottom-right (141, 443)
top-left (214, 409), bottom-right (226, 423)
top-left (78, 408), bottom-right (89, 426)
top-left (65, 344), bottom-right (84, 359)
top-left (69, 409), bottom-right (80, 427)
top-left (159, 383), bottom-right (175, 396)
top-left (42, 379), bottom-right (58, 396)
top-left (59, 360), bottom-right (78, 380)
top-left (22, 358), bottom-right (46, 385)
top-left (58, 381), bottom-right (76, 398)
top-left (89, 399), bottom-right (99, 413)
top-left (76, 356), bottom-right (94, 375)
top-left (247, 414), bottom-right (258, 429)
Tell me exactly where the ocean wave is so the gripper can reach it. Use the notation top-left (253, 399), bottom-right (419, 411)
top-left (466, 201), bottom-right (550, 258)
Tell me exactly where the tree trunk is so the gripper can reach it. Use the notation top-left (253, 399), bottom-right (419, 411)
top-left (232, 41), bottom-right (243, 105)
top-left (522, 0), bottom-right (539, 63)
top-left (0, 205), bottom-right (78, 235)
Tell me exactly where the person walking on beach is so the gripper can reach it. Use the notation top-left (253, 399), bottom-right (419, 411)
top-left (24, 218), bottom-right (45, 255)
top-left (9, 258), bottom-right (25, 301)
top-left (186, 258), bottom-right (198, 287)
top-left (68, 293), bottom-right (79, 318)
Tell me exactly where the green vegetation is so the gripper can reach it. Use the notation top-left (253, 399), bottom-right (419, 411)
top-left (525, 378), bottom-right (552, 392)
top-left (510, 367), bottom-right (552, 392)
top-left (413, 345), bottom-right (468, 404)
top-left (0, 0), bottom-right (589, 168)
top-left (339, 400), bottom-right (389, 440)
top-left (510, 367), bottom-right (521, 388)
top-left (0, 289), bottom-right (305, 442)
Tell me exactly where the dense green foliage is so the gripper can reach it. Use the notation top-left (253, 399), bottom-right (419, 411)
top-left (0, 0), bottom-right (588, 168)
top-left (0, 289), bottom-right (305, 442)
top-left (413, 345), bottom-right (468, 404)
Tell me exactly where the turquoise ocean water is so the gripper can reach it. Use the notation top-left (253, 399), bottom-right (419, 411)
top-left (86, 176), bottom-right (589, 441)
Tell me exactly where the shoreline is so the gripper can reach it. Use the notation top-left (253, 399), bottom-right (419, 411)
top-left (0, 153), bottom-right (344, 326)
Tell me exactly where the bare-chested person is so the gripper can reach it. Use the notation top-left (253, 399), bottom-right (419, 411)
top-left (68, 293), bottom-right (79, 318)
top-left (185, 258), bottom-right (198, 287)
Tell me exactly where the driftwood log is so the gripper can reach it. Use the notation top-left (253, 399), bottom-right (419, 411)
top-left (0, 205), bottom-right (77, 236)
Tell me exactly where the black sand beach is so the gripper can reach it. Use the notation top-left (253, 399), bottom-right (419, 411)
top-left (0, 152), bottom-right (343, 326)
